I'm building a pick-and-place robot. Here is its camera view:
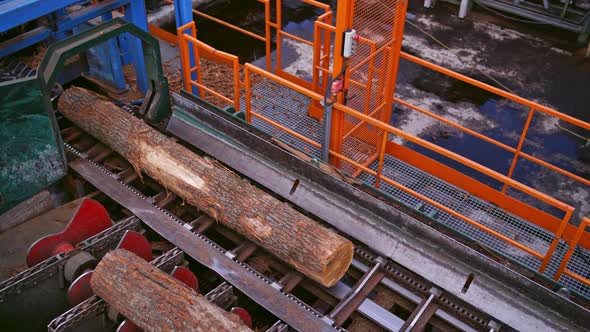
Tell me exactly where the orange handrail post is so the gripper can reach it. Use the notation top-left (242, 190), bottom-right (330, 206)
top-left (276, 0), bottom-right (283, 74)
top-left (503, 107), bottom-right (536, 193)
top-left (263, 0), bottom-right (271, 71)
top-left (245, 66), bottom-right (252, 123)
top-left (312, 19), bottom-right (322, 94)
top-left (554, 217), bottom-right (590, 283)
top-left (177, 23), bottom-right (194, 92)
top-left (375, 131), bottom-right (388, 189)
top-left (321, 12), bottom-right (332, 92)
top-left (382, 0), bottom-right (408, 125)
top-left (363, 40), bottom-right (377, 115)
top-left (539, 208), bottom-right (574, 273)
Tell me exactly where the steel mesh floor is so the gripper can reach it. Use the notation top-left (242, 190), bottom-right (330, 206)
top-left (241, 79), bottom-right (322, 158)
top-left (358, 155), bottom-right (590, 299)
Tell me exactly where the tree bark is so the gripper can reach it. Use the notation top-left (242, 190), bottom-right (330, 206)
top-left (91, 249), bottom-right (251, 332)
top-left (59, 87), bottom-right (353, 287)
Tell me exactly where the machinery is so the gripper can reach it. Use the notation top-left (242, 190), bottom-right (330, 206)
top-left (0, 13), bottom-right (169, 214)
top-left (1, 0), bottom-right (590, 331)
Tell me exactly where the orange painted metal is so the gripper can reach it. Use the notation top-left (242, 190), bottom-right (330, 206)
top-left (401, 52), bottom-right (590, 131)
top-left (178, 22), bottom-right (241, 110)
top-left (241, 64), bottom-right (576, 265)
top-left (252, 112), bottom-right (322, 148)
top-left (393, 97), bottom-right (516, 152)
top-left (246, 64), bottom-right (324, 100)
top-left (332, 102), bottom-right (574, 213)
top-left (384, 141), bottom-right (590, 248)
top-left (380, 174), bottom-right (546, 258)
top-left (503, 107), bottom-right (536, 193)
top-left (176, 1), bottom-right (590, 282)
top-left (555, 218), bottom-right (590, 285)
top-left (192, 9), bottom-right (265, 42)
top-left (149, 24), bottom-right (178, 45)
top-left (263, 0), bottom-right (271, 71)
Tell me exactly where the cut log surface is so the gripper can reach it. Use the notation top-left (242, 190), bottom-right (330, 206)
top-left (59, 87), bottom-right (353, 287)
top-left (91, 249), bottom-right (251, 332)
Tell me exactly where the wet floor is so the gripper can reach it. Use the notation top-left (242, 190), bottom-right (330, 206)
top-left (178, 0), bottom-right (589, 222)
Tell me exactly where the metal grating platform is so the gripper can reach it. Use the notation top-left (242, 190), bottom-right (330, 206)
top-left (159, 40), bottom-right (182, 72)
top-left (240, 81), bottom-right (590, 299)
top-left (241, 79), bottom-right (322, 158)
top-left (358, 155), bottom-right (590, 299)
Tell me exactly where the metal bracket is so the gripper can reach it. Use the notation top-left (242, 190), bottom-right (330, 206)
top-left (38, 18), bottom-right (171, 124)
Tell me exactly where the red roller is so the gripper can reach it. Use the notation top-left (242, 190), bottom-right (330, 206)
top-left (67, 230), bottom-right (152, 306)
top-left (231, 307), bottom-right (253, 328)
top-left (26, 199), bottom-right (112, 267)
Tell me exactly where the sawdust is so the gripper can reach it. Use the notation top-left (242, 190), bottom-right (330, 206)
top-left (18, 45), bottom-right (47, 69)
top-left (171, 57), bottom-right (265, 109)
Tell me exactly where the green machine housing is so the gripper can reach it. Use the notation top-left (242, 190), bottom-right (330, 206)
top-left (0, 18), bottom-right (170, 214)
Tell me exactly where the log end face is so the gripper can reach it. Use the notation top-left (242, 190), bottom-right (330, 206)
top-left (320, 241), bottom-right (354, 288)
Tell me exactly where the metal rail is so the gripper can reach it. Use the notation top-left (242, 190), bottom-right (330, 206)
top-left (54, 122), bottom-right (494, 331)
top-left (66, 151), bottom-right (340, 332)
top-left (167, 92), bottom-right (590, 331)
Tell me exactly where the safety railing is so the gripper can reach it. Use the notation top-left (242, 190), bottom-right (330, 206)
top-left (178, 22), bottom-right (241, 111)
top-left (170, 4), bottom-right (590, 295)
top-left (243, 62), bottom-right (582, 277)
top-left (167, 0), bottom-right (271, 71)
top-left (311, 10), bottom-right (334, 96)
top-left (170, 0), bottom-right (332, 89)
top-left (555, 217), bottom-right (590, 286)
top-left (399, 52), bottom-right (590, 191)
top-left (273, 0), bottom-right (332, 88)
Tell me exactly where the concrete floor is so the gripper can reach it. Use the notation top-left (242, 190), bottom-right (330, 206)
top-left (0, 199), bottom-right (83, 280)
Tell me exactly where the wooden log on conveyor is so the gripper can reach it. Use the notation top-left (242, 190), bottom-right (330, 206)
top-left (58, 86), bottom-right (353, 287)
top-left (91, 249), bottom-right (251, 331)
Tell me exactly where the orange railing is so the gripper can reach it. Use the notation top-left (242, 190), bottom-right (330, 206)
top-left (273, 0), bottom-right (332, 89)
top-left (170, 3), bottom-right (590, 292)
top-left (243, 63), bottom-right (589, 281)
top-left (166, 0), bottom-right (271, 70)
top-left (556, 217), bottom-right (590, 285)
top-left (178, 22), bottom-right (241, 111)
top-left (311, 10), bottom-right (334, 96)
top-left (168, 0), bottom-right (331, 87)
top-left (399, 52), bottom-right (590, 191)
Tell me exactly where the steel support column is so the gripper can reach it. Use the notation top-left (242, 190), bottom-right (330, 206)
top-left (124, 0), bottom-right (149, 93)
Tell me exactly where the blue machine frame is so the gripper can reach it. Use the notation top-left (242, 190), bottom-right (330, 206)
top-left (0, 0), bottom-right (149, 92)
top-left (173, 0), bottom-right (198, 95)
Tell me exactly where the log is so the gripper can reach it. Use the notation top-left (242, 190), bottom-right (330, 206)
top-left (91, 249), bottom-right (251, 332)
top-left (59, 87), bottom-right (353, 287)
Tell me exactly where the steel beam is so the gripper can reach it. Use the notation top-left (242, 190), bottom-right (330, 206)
top-left (0, 0), bottom-right (80, 32)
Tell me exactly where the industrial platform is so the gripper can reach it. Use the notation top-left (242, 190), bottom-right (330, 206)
top-left (2, 0), bottom-right (590, 331)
